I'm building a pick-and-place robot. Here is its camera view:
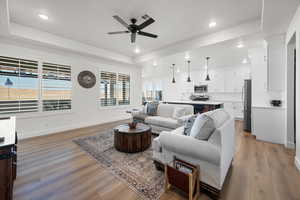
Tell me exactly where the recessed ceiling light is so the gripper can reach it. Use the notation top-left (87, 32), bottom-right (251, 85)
top-left (38, 14), bottom-right (49, 20)
top-left (237, 43), bottom-right (244, 48)
top-left (153, 61), bottom-right (157, 66)
top-left (209, 21), bottom-right (217, 28)
top-left (134, 47), bottom-right (140, 54)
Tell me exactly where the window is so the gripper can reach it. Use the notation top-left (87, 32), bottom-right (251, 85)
top-left (100, 71), bottom-right (130, 107)
top-left (0, 56), bottom-right (39, 114)
top-left (117, 73), bottom-right (130, 105)
top-left (100, 71), bottom-right (117, 106)
top-left (42, 62), bottom-right (72, 111)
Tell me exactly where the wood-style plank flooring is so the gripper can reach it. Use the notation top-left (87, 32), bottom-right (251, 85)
top-left (14, 120), bottom-right (300, 200)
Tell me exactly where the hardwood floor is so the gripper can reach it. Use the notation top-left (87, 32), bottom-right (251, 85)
top-left (14, 120), bottom-right (300, 200)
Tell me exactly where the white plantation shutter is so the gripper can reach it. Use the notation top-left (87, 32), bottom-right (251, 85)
top-left (42, 62), bottom-right (72, 111)
top-left (0, 56), bottom-right (38, 114)
top-left (100, 71), bottom-right (117, 106)
top-left (117, 73), bottom-right (130, 105)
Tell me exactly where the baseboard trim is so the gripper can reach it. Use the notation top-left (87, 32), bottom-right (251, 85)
top-left (19, 116), bottom-right (131, 140)
top-left (285, 141), bottom-right (296, 149)
top-left (295, 156), bottom-right (300, 171)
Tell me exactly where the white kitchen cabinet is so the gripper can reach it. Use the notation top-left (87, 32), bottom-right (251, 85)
top-left (266, 35), bottom-right (285, 92)
top-left (252, 106), bottom-right (285, 144)
top-left (249, 46), bottom-right (269, 106)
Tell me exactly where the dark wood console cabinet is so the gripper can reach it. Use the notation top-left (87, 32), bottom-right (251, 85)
top-left (0, 117), bottom-right (17, 200)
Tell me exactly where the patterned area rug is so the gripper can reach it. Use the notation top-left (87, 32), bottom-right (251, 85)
top-left (73, 130), bottom-right (164, 200)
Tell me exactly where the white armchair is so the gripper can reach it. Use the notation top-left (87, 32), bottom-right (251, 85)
top-left (152, 109), bottom-right (235, 197)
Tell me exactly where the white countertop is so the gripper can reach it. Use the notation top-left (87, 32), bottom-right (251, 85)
top-left (165, 100), bottom-right (224, 105)
top-left (252, 105), bottom-right (286, 110)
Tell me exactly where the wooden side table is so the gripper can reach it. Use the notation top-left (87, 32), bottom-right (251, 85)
top-left (165, 158), bottom-right (200, 200)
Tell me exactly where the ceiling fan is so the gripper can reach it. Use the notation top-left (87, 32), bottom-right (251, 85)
top-left (108, 15), bottom-right (158, 43)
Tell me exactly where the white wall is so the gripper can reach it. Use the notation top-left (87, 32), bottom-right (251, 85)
top-left (286, 5), bottom-right (300, 171)
top-left (0, 38), bottom-right (142, 139)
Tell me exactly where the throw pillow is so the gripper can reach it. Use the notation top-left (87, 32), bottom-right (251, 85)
top-left (190, 114), bottom-right (215, 140)
top-left (183, 115), bottom-right (197, 136)
top-left (147, 102), bottom-right (159, 116)
top-left (172, 107), bottom-right (186, 119)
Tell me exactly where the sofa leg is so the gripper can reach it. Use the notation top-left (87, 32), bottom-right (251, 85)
top-left (153, 160), bottom-right (164, 171)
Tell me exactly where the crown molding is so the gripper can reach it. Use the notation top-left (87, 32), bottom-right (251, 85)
top-left (9, 23), bottom-right (134, 64)
top-left (134, 19), bottom-right (262, 63)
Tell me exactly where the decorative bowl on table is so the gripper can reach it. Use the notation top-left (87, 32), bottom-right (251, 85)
top-left (128, 122), bottom-right (137, 129)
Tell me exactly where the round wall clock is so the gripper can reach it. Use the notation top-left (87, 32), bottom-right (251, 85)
top-left (77, 70), bottom-right (96, 88)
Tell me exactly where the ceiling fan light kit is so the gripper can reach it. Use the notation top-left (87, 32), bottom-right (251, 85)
top-left (108, 15), bottom-right (158, 43)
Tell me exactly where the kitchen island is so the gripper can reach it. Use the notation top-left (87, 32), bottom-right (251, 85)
top-left (163, 100), bottom-right (224, 114)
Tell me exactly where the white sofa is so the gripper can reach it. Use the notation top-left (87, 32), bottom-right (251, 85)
top-left (152, 109), bottom-right (235, 193)
top-left (132, 103), bottom-right (194, 134)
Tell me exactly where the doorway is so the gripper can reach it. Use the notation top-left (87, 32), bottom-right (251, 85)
top-left (294, 48), bottom-right (297, 145)
top-left (287, 33), bottom-right (296, 148)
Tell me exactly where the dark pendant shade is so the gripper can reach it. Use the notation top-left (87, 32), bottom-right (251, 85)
top-left (205, 74), bottom-right (210, 81)
top-left (171, 64), bottom-right (176, 83)
top-left (187, 60), bottom-right (191, 82)
top-left (205, 57), bottom-right (211, 81)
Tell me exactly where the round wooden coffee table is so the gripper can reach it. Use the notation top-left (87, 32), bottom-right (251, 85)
top-left (113, 123), bottom-right (152, 153)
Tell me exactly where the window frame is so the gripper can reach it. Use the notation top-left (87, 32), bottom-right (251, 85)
top-left (41, 62), bottom-right (72, 112)
top-left (0, 55), bottom-right (73, 118)
top-left (0, 56), bottom-right (39, 115)
top-left (99, 69), bottom-right (131, 109)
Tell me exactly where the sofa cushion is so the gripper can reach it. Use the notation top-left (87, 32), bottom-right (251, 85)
top-left (190, 114), bottom-right (215, 140)
top-left (145, 116), bottom-right (179, 129)
top-left (156, 104), bottom-right (175, 118)
top-left (204, 109), bottom-right (229, 128)
top-left (172, 107), bottom-right (186, 119)
top-left (132, 113), bottom-right (148, 121)
top-left (153, 137), bottom-right (162, 152)
top-left (183, 115), bottom-right (197, 136)
top-left (208, 129), bottom-right (221, 149)
top-left (173, 126), bottom-right (185, 135)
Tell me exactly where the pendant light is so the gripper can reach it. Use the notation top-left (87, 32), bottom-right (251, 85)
top-left (171, 64), bottom-right (176, 83)
top-left (205, 57), bottom-right (211, 81)
top-left (187, 60), bottom-right (191, 82)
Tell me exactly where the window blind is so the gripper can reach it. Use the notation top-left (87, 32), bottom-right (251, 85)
top-left (100, 71), bottom-right (117, 106)
top-left (117, 73), bottom-right (130, 105)
top-left (42, 62), bottom-right (72, 111)
top-left (0, 56), bottom-right (38, 114)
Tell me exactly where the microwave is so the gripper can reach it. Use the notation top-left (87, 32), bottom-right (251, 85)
top-left (194, 85), bottom-right (208, 93)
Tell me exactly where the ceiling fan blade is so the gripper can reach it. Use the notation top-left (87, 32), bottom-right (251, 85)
top-left (131, 33), bottom-right (136, 43)
top-left (138, 31), bottom-right (158, 38)
top-left (138, 18), bottom-right (155, 30)
top-left (108, 31), bottom-right (130, 34)
top-left (113, 15), bottom-right (131, 30)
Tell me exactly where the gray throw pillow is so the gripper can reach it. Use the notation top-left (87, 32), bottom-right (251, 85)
top-left (147, 102), bottom-right (159, 116)
top-left (190, 114), bottom-right (215, 140)
top-left (183, 115), bottom-right (197, 136)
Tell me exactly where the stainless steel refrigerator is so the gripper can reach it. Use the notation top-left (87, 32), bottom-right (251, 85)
top-left (243, 79), bottom-right (252, 132)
